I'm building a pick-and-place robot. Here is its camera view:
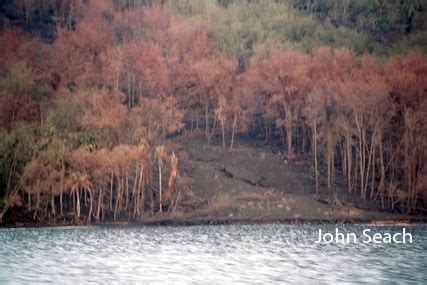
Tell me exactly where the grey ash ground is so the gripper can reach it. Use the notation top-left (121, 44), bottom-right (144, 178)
top-left (157, 136), bottom-right (418, 225)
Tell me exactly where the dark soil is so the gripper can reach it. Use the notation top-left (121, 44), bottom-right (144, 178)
top-left (158, 134), bottom-right (425, 225)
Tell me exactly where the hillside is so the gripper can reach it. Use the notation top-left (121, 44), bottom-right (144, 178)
top-left (3, 136), bottom-right (417, 226)
top-left (1, 0), bottom-right (426, 56)
top-left (0, 0), bottom-right (426, 226)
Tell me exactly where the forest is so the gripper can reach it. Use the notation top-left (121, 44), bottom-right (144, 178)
top-left (0, 0), bottom-right (426, 225)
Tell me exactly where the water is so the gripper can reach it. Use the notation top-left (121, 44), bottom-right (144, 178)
top-left (0, 224), bottom-right (426, 283)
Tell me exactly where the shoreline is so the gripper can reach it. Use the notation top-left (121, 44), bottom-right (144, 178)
top-left (2, 216), bottom-right (426, 229)
top-left (2, 143), bottom-right (426, 229)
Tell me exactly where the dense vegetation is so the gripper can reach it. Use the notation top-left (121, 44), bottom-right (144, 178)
top-left (0, 0), bottom-right (426, 224)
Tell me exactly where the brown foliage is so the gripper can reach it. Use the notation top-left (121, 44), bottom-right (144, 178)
top-left (2, 1), bottom-right (427, 220)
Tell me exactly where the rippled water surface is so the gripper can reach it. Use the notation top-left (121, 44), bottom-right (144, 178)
top-left (0, 224), bottom-right (426, 283)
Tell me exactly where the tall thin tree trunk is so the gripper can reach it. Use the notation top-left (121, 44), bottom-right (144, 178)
top-left (60, 161), bottom-right (64, 216)
top-left (125, 172), bottom-right (129, 211)
top-left (110, 171), bottom-right (113, 211)
top-left (88, 189), bottom-right (93, 223)
top-left (205, 98), bottom-right (210, 145)
top-left (159, 164), bottom-right (162, 213)
top-left (286, 126), bottom-right (293, 157)
top-left (370, 142), bottom-right (376, 201)
top-left (76, 188), bottom-right (80, 220)
top-left (355, 114), bottom-right (366, 201)
top-left (51, 188), bottom-right (56, 219)
top-left (138, 165), bottom-right (144, 217)
top-left (97, 188), bottom-right (103, 221)
top-left (327, 127), bottom-right (334, 191)
top-left (313, 120), bottom-right (319, 196)
top-left (72, 191), bottom-right (75, 213)
top-left (346, 130), bottom-right (352, 193)
top-left (285, 105), bottom-right (293, 157)
top-left (230, 116), bottom-right (237, 149)
top-left (379, 137), bottom-right (385, 208)
top-left (131, 167), bottom-right (139, 218)
top-left (114, 176), bottom-right (121, 220)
